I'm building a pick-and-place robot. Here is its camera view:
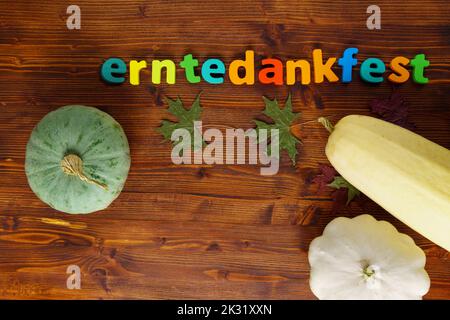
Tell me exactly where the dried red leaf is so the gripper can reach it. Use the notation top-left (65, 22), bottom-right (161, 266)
top-left (313, 164), bottom-right (361, 212)
top-left (369, 92), bottom-right (415, 129)
top-left (331, 188), bottom-right (349, 214)
top-left (312, 164), bottom-right (338, 192)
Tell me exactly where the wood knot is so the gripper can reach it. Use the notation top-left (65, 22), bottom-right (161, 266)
top-left (206, 242), bottom-right (221, 251)
top-left (260, 24), bottom-right (285, 48)
top-left (138, 4), bottom-right (148, 18)
top-left (2, 216), bottom-right (18, 231)
top-left (196, 167), bottom-right (208, 179)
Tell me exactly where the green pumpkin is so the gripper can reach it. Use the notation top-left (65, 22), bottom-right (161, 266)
top-left (25, 105), bottom-right (131, 214)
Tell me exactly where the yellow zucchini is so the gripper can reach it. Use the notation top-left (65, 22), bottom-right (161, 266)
top-left (321, 115), bottom-right (450, 251)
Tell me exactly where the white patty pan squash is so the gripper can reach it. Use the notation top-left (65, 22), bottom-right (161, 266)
top-left (321, 115), bottom-right (450, 251)
top-left (25, 105), bottom-right (131, 214)
top-left (309, 215), bottom-right (430, 300)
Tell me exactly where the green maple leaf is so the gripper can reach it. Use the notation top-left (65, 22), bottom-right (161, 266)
top-left (328, 176), bottom-right (361, 205)
top-left (254, 94), bottom-right (301, 165)
top-left (157, 94), bottom-right (204, 152)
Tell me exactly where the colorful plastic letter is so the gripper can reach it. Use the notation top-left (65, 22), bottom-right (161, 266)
top-left (129, 60), bottom-right (147, 85)
top-left (229, 50), bottom-right (255, 85)
top-left (286, 60), bottom-right (311, 85)
top-left (180, 54), bottom-right (201, 83)
top-left (313, 49), bottom-right (339, 83)
top-left (152, 60), bottom-right (176, 84)
top-left (388, 56), bottom-right (410, 83)
top-left (338, 48), bottom-right (359, 83)
top-left (258, 58), bottom-right (283, 85)
top-left (101, 58), bottom-right (127, 84)
top-left (410, 54), bottom-right (430, 84)
top-left (202, 59), bottom-right (225, 84)
top-left (360, 58), bottom-right (385, 83)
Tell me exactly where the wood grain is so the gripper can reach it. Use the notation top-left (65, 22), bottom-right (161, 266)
top-left (0, 0), bottom-right (449, 299)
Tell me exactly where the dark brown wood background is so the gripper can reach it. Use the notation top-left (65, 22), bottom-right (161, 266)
top-left (0, 0), bottom-right (449, 300)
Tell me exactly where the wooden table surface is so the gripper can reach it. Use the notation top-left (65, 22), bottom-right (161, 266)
top-left (0, 0), bottom-right (449, 299)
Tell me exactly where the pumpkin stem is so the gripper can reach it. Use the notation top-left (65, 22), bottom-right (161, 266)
top-left (318, 117), bottom-right (334, 133)
top-left (61, 154), bottom-right (108, 191)
top-left (362, 265), bottom-right (376, 279)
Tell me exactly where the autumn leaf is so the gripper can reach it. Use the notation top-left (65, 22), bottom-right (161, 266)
top-left (369, 92), bottom-right (415, 129)
top-left (328, 176), bottom-right (361, 205)
top-left (330, 188), bottom-right (349, 213)
top-left (254, 94), bottom-right (301, 165)
top-left (312, 163), bottom-right (338, 192)
top-left (313, 164), bottom-right (361, 210)
top-left (157, 94), bottom-right (204, 152)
